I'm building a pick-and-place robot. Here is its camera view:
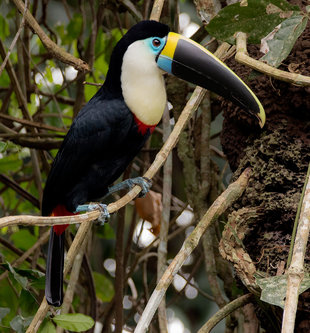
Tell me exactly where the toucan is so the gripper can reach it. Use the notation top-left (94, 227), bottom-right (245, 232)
top-left (42, 20), bottom-right (265, 307)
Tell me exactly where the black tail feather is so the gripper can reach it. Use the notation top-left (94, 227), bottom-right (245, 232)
top-left (45, 228), bottom-right (64, 306)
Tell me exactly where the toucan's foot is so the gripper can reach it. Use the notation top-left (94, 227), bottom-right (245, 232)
top-left (75, 203), bottom-right (110, 225)
top-left (108, 176), bottom-right (152, 198)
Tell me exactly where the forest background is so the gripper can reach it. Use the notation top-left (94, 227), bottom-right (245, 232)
top-left (0, 0), bottom-right (310, 332)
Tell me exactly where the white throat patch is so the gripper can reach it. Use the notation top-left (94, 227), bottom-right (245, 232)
top-left (121, 40), bottom-right (167, 126)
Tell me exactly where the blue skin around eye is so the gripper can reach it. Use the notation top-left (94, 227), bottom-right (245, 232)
top-left (144, 37), bottom-right (172, 74)
top-left (146, 36), bottom-right (166, 54)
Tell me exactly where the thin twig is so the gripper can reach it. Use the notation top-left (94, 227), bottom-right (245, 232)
top-left (83, 81), bottom-right (102, 87)
top-left (114, 203), bottom-right (126, 333)
top-left (0, 236), bottom-right (44, 272)
top-left (57, 229), bottom-right (91, 333)
top-left (287, 163), bottom-right (310, 267)
top-left (26, 221), bottom-right (93, 333)
top-left (0, 211), bottom-right (99, 229)
top-left (0, 0), bottom-right (28, 77)
top-left (197, 294), bottom-right (254, 333)
top-left (121, 0), bottom-right (143, 21)
top-left (30, 149), bottom-right (43, 203)
top-left (0, 39), bottom-right (32, 121)
top-left (134, 168), bottom-right (251, 332)
top-left (281, 163), bottom-right (310, 333)
top-left (200, 92), bottom-right (227, 308)
top-left (0, 113), bottom-right (67, 133)
top-left (0, 174), bottom-right (40, 208)
top-left (157, 107), bottom-right (172, 332)
top-left (149, 0), bottom-right (165, 21)
top-left (0, 133), bottom-right (64, 139)
top-left (0, 230), bottom-right (50, 282)
top-left (12, 0), bottom-right (89, 72)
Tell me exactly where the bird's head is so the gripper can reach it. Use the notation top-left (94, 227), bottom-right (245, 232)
top-left (104, 20), bottom-right (265, 128)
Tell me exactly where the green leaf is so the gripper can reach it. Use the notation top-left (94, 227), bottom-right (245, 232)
top-left (20, 289), bottom-right (37, 316)
top-left (52, 313), bottom-right (94, 332)
top-left (0, 308), bottom-right (10, 324)
top-left (0, 279), bottom-right (19, 314)
top-left (7, 262), bottom-right (28, 290)
top-left (256, 273), bottom-right (310, 308)
top-left (93, 271), bottom-right (114, 302)
top-left (97, 223), bottom-right (115, 240)
top-left (2, 265), bottom-right (44, 279)
top-left (27, 94), bottom-right (38, 116)
top-left (10, 315), bottom-right (33, 333)
top-left (10, 229), bottom-right (37, 251)
top-left (84, 76), bottom-right (101, 102)
top-left (45, 66), bottom-right (53, 83)
top-left (30, 275), bottom-right (46, 290)
top-left (0, 154), bottom-right (22, 173)
top-left (0, 141), bottom-right (8, 153)
top-left (260, 14), bottom-right (308, 67)
top-left (38, 320), bottom-right (56, 333)
top-left (66, 14), bottom-right (83, 41)
top-left (0, 15), bottom-right (10, 39)
top-left (206, 0), bottom-right (300, 44)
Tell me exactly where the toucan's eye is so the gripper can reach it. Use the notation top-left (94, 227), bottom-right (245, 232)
top-left (152, 38), bottom-right (161, 48)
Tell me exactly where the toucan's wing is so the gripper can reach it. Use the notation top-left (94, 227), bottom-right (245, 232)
top-left (42, 95), bottom-right (144, 216)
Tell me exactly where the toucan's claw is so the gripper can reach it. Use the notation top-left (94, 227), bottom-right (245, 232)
top-left (75, 203), bottom-right (110, 225)
top-left (137, 177), bottom-right (152, 197)
top-left (107, 176), bottom-right (152, 198)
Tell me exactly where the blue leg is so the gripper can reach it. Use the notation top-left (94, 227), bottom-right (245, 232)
top-left (107, 176), bottom-right (152, 198)
top-left (75, 203), bottom-right (110, 225)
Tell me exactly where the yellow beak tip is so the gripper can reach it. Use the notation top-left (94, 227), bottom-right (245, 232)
top-left (257, 111), bottom-right (266, 128)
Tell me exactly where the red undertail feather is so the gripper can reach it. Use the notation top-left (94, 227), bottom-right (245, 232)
top-left (51, 205), bottom-right (76, 235)
top-left (133, 115), bottom-right (156, 135)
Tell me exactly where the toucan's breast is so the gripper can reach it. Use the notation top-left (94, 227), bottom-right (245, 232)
top-left (121, 40), bottom-right (167, 126)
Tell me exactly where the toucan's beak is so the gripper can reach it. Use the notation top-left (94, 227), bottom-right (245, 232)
top-left (157, 32), bottom-right (265, 128)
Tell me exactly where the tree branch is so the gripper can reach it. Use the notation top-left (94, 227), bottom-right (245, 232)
top-left (26, 221), bottom-right (93, 333)
top-left (149, 0), bottom-right (165, 21)
top-left (235, 32), bottom-right (310, 87)
top-left (12, 0), bottom-right (90, 72)
top-left (57, 229), bottom-right (91, 333)
top-left (0, 113), bottom-right (67, 133)
top-left (157, 107), bottom-right (172, 333)
top-left (134, 168), bottom-right (251, 333)
top-left (0, 230), bottom-right (50, 282)
top-left (0, 174), bottom-right (40, 208)
top-left (281, 163), bottom-right (310, 333)
top-left (197, 294), bottom-right (254, 333)
top-left (0, 85), bottom-right (205, 233)
top-left (0, 0), bottom-right (28, 77)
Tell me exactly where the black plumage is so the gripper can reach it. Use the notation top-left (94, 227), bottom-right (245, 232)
top-left (43, 18), bottom-right (265, 306)
top-left (43, 20), bottom-right (169, 216)
top-left (43, 20), bottom-right (170, 306)
top-left (42, 91), bottom-right (150, 216)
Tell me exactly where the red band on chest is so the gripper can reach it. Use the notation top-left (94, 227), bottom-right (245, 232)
top-left (133, 115), bottom-right (156, 135)
top-left (51, 205), bottom-right (76, 235)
